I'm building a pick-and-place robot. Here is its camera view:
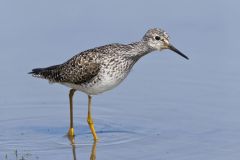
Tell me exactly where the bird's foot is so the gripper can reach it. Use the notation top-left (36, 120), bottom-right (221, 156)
top-left (87, 118), bottom-right (99, 141)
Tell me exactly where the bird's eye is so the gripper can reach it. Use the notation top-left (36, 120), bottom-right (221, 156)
top-left (155, 36), bottom-right (160, 41)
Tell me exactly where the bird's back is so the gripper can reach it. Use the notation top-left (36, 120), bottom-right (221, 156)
top-left (29, 43), bottom-right (134, 85)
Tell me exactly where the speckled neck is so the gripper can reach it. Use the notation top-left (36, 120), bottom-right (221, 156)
top-left (127, 40), bottom-right (155, 59)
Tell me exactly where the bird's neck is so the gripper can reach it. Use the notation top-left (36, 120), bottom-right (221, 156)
top-left (127, 40), bottom-right (154, 59)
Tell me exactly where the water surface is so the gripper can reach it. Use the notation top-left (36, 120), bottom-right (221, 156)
top-left (0, 0), bottom-right (240, 159)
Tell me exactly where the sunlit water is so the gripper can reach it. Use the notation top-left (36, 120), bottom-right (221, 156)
top-left (1, 1), bottom-right (240, 160)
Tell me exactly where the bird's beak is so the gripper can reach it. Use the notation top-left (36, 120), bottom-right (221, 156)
top-left (168, 44), bottom-right (189, 60)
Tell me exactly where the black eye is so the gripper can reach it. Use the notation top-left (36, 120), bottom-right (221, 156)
top-left (155, 36), bottom-right (160, 40)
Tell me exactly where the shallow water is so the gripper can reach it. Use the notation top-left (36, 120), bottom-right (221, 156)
top-left (1, 0), bottom-right (240, 160)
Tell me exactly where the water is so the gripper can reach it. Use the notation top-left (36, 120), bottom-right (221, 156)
top-left (0, 0), bottom-right (240, 159)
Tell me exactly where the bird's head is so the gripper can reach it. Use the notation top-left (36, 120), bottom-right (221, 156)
top-left (143, 28), bottom-right (189, 60)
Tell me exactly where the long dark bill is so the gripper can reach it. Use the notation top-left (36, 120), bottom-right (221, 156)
top-left (169, 44), bottom-right (189, 60)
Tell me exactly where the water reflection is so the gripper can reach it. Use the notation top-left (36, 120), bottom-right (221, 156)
top-left (90, 141), bottom-right (97, 160)
top-left (68, 136), bottom-right (97, 160)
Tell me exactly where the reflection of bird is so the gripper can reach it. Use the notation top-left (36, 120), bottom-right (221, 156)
top-left (68, 136), bottom-right (97, 160)
top-left (29, 28), bottom-right (189, 140)
top-left (68, 136), bottom-right (77, 160)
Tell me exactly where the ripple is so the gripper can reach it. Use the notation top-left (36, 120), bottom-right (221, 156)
top-left (0, 113), bottom-right (149, 152)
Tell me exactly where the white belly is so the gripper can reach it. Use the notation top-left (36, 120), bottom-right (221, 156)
top-left (87, 76), bottom-right (124, 95)
top-left (62, 73), bottom-right (127, 95)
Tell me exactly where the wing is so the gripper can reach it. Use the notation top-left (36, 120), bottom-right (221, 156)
top-left (30, 43), bottom-right (129, 84)
top-left (59, 52), bottom-right (100, 84)
top-left (30, 51), bottom-right (100, 84)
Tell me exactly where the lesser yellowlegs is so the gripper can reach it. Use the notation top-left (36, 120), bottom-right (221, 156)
top-left (29, 28), bottom-right (189, 140)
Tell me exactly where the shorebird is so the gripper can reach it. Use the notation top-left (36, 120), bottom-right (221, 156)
top-left (29, 28), bottom-right (189, 141)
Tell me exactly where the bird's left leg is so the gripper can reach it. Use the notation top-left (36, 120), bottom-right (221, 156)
top-left (87, 95), bottom-right (98, 141)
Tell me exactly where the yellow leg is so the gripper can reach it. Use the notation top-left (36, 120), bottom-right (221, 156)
top-left (68, 89), bottom-right (76, 137)
top-left (87, 95), bottom-right (99, 141)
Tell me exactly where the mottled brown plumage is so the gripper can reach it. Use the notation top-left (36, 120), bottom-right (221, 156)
top-left (29, 28), bottom-right (188, 140)
top-left (30, 52), bottom-right (99, 84)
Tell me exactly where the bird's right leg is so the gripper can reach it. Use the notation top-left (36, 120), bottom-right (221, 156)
top-left (87, 95), bottom-right (98, 140)
top-left (68, 89), bottom-right (76, 137)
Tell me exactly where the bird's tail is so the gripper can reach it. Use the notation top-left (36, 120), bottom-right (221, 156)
top-left (29, 65), bottom-right (62, 82)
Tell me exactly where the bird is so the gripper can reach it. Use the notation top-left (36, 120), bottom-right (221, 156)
top-left (29, 28), bottom-right (189, 141)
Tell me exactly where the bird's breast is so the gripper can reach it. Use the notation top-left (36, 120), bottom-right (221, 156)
top-left (84, 64), bottom-right (130, 95)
